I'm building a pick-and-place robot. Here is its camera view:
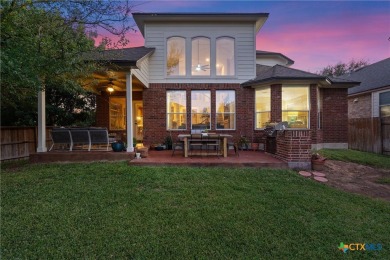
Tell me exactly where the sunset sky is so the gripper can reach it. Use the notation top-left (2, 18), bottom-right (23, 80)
top-left (101, 0), bottom-right (390, 72)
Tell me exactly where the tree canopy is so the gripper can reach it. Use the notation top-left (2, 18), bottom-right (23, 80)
top-left (318, 59), bottom-right (369, 77)
top-left (0, 0), bottom-right (136, 126)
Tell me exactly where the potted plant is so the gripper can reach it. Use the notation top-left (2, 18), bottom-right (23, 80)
top-left (311, 152), bottom-right (327, 171)
top-left (238, 135), bottom-right (249, 150)
top-left (112, 140), bottom-right (125, 152)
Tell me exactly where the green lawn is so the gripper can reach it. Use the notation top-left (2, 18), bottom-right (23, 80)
top-left (1, 162), bottom-right (389, 259)
top-left (320, 149), bottom-right (390, 169)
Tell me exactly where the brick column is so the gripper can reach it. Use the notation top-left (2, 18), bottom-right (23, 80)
top-left (309, 84), bottom-right (319, 146)
top-left (275, 130), bottom-right (312, 169)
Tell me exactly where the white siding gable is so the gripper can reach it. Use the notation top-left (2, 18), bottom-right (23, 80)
top-left (132, 55), bottom-right (150, 88)
top-left (144, 22), bottom-right (256, 84)
top-left (256, 57), bottom-right (291, 67)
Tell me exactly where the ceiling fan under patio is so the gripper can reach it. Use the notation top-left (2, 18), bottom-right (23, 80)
top-left (94, 71), bottom-right (126, 92)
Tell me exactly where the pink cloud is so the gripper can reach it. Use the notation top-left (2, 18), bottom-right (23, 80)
top-left (257, 13), bottom-right (389, 71)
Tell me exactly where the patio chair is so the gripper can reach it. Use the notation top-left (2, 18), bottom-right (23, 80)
top-left (50, 128), bottom-right (73, 151)
top-left (89, 128), bottom-right (109, 151)
top-left (171, 138), bottom-right (184, 156)
top-left (227, 140), bottom-right (239, 156)
top-left (189, 133), bottom-right (203, 157)
top-left (70, 128), bottom-right (91, 151)
top-left (205, 134), bottom-right (221, 157)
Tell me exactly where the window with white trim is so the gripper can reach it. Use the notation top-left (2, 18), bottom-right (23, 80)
top-left (191, 37), bottom-right (210, 76)
top-left (255, 87), bottom-right (271, 129)
top-left (282, 86), bottom-right (310, 128)
top-left (166, 37), bottom-right (186, 76)
top-left (216, 90), bottom-right (235, 130)
top-left (216, 37), bottom-right (235, 76)
top-left (191, 90), bottom-right (211, 130)
top-left (379, 91), bottom-right (390, 117)
top-left (167, 91), bottom-right (186, 130)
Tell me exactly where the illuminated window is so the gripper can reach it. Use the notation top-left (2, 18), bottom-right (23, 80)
top-left (166, 37), bottom-right (186, 76)
top-left (191, 90), bottom-right (211, 130)
top-left (167, 91), bottom-right (187, 130)
top-left (282, 86), bottom-right (309, 128)
top-left (216, 90), bottom-right (235, 130)
top-left (192, 37), bottom-right (210, 76)
top-left (109, 97), bottom-right (126, 130)
top-left (255, 87), bottom-right (271, 129)
top-left (216, 37), bottom-right (235, 76)
top-left (379, 91), bottom-right (390, 117)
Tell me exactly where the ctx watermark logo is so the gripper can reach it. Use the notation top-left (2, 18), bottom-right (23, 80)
top-left (338, 242), bottom-right (382, 253)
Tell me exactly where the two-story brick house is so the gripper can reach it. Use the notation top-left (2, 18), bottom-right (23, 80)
top-left (92, 13), bottom-right (358, 168)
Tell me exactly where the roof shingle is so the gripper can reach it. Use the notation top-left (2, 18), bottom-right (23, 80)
top-left (84, 46), bottom-right (155, 65)
top-left (340, 58), bottom-right (390, 95)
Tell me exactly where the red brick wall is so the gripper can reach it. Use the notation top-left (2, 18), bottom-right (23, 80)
top-left (309, 84), bottom-right (324, 145)
top-left (95, 83), bottom-right (349, 158)
top-left (143, 83), bottom-right (260, 146)
top-left (322, 88), bottom-right (348, 143)
top-left (270, 84), bottom-right (282, 122)
top-left (275, 130), bottom-right (311, 163)
top-left (348, 93), bottom-right (371, 119)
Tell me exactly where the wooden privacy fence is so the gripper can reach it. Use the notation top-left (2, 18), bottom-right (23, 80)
top-left (348, 117), bottom-right (390, 155)
top-left (0, 127), bottom-right (53, 161)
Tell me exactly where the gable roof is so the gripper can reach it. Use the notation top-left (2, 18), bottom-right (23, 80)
top-left (84, 46), bottom-right (155, 67)
top-left (256, 50), bottom-right (294, 66)
top-left (243, 64), bottom-right (359, 87)
top-left (340, 58), bottom-right (390, 95)
top-left (132, 12), bottom-right (269, 37)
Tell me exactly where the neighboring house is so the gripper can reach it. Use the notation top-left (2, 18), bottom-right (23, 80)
top-left (87, 12), bottom-right (358, 168)
top-left (341, 58), bottom-right (390, 155)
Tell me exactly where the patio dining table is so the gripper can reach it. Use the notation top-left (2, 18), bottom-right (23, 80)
top-left (178, 134), bottom-right (233, 158)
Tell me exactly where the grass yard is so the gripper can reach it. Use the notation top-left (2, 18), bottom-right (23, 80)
top-left (1, 162), bottom-right (389, 259)
top-left (321, 149), bottom-right (390, 169)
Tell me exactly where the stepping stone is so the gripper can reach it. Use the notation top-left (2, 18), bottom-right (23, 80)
top-left (299, 171), bottom-right (312, 177)
top-left (312, 171), bottom-right (326, 177)
top-left (314, 176), bottom-right (328, 182)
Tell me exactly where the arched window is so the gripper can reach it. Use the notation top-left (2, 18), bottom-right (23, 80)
top-left (166, 37), bottom-right (186, 76)
top-left (191, 37), bottom-right (210, 76)
top-left (216, 37), bottom-right (235, 76)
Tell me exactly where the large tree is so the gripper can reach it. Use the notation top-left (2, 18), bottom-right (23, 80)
top-left (318, 59), bottom-right (369, 77)
top-left (0, 0), bottom-right (136, 125)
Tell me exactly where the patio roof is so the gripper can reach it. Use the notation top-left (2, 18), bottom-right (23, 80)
top-left (84, 46), bottom-right (155, 68)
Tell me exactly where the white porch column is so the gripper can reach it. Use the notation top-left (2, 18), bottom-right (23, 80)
top-left (37, 90), bottom-right (47, 152)
top-left (126, 70), bottom-right (134, 152)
